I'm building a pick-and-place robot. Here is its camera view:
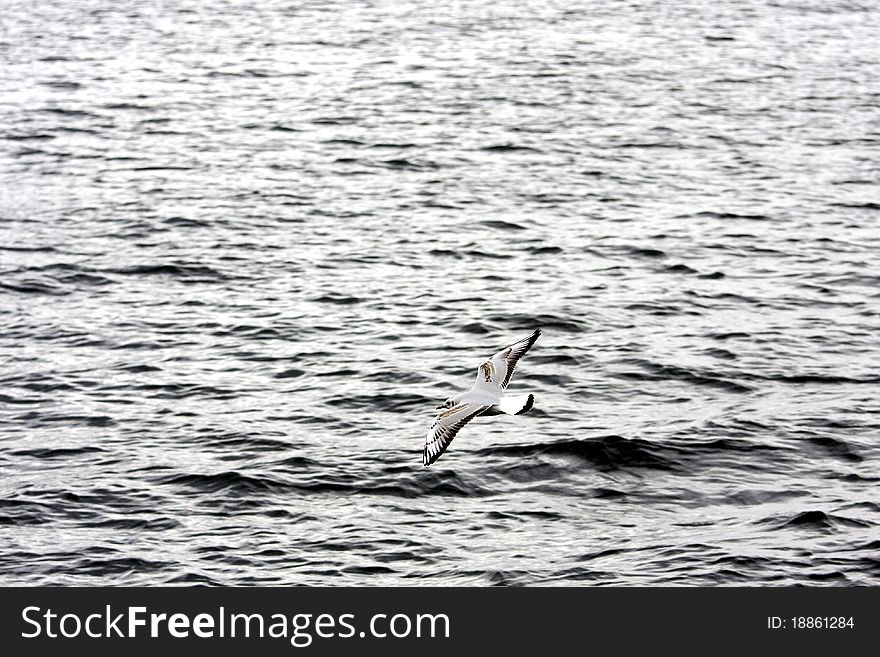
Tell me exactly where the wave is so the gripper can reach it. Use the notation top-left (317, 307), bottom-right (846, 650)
top-left (310, 294), bottom-right (363, 305)
top-left (479, 220), bottom-right (528, 231)
top-left (477, 436), bottom-right (684, 472)
top-left (479, 144), bottom-right (542, 153)
top-left (15, 413), bottom-right (117, 427)
top-left (525, 245), bottom-right (563, 254)
top-left (10, 446), bottom-right (106, 459)
top-left (623, 246), bottom-right (666, 258)
top-left (0, 280), bottom-right (69, 296)
top-left (46, 556), bottom-right (174, 577)
top-left (615, 358), bottom-right (753, 393)
top-left (106, 263), bottom-right (228, 281)
top-left (157, 470), bottom-right (491, 498)
top-left (663, 263), bottom-right (699, 274)
top-left (86, 517), bottom-right (181, 531)
top-left (0, 244), bottom-right (57, 252)
top-left (324, 392), bottom-right (428, 412)
top-left (378, 158), bottom-right (438, 171)
top-left (681, 211), bottom-right (771, 221)
top-left (761, 510), bottom-right (875, 532)
top-left (831, 202), bottom-right (880, 211)
top-left (484, 313), bottom-right (586, 333)
top-left (158, 471), bottom-right (300, 495)
top-left (756, 373), bottom-right (880, 385)
top-left (0, 500), bottom-right (52, 527)
top-left (804, 436), bottom-right (863, 462)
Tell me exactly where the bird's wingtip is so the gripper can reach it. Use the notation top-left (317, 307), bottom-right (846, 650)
top-left (515, 393), bottom-right (535, 415)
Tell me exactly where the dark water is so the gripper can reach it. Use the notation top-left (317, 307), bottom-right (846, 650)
top-left (2, 0), bottom-right (879, 585)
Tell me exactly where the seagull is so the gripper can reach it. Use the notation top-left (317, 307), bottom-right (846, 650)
top-left (423, 328), bottom-right (542, 466)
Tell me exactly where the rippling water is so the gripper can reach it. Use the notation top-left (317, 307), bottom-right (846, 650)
top-left (2, 0), bottom-right (879, 586)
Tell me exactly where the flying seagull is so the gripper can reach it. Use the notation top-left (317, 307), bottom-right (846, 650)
top-left (423, 328), bottom-right (542, 466)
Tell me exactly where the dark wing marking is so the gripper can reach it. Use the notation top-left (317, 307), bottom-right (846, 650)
top-left (495, 328), bottom-right (542, 388)
top-left (423, 403), bottom-right (489, 466)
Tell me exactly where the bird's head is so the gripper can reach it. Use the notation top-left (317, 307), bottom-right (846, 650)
top-left (435, 398), bottom-right (455, 410)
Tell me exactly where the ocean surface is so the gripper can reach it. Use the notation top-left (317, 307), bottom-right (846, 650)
top-left (1, 0), bottom-right (879, 586)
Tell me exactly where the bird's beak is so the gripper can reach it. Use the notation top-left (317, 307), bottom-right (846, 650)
top-left (435, 403), bottom-right (445, 410)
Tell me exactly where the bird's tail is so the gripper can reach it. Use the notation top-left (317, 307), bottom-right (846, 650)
top-left (497, 393), bottom-right (534, 415)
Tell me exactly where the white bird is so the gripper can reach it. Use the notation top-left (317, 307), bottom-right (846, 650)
top-left (423, 328), bottom-right (542, 466)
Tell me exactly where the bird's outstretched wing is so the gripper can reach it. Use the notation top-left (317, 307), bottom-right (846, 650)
top-left (471, 328), bottom-right (542, 392)
top-left (423, 403), bottom-right (490, 466)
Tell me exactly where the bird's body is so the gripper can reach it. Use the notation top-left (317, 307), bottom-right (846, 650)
top-left (423, 328), bottom-right (542, 466)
